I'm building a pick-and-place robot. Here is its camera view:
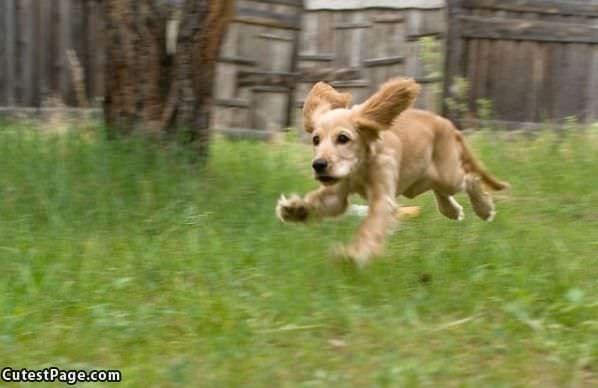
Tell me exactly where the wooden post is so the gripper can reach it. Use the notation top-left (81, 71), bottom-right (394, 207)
top-left (285, 1), bottom-right (304, 128)
top-left (1, 1), bottom-right (16, 105)
top-left (442, 0), bottom-right (465, 125)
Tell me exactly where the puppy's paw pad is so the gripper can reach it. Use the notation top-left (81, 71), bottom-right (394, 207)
top-left (276, 194), bottom-right (309, 222)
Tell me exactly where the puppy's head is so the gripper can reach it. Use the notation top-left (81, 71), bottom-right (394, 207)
top-left (303, 78), bottom-right (420, 186)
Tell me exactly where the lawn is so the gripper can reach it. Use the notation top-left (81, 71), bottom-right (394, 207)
top-left (0, 123), bottom-right (597, 386)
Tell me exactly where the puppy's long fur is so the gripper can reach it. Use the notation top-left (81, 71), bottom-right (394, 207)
top-left (277, 78), bottom-right (508, 266)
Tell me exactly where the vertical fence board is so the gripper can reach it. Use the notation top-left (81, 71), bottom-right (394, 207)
top-left (474, 39), bottom-right (489, 106)
top-left (296, 5), bottom-right (446, 127)
top-left (59, 0), bottom-right (72, 105)
top-left (24, 0), bottom-right (35, 106)
top-left (443, 0), bottom-right (465, 122)
top-left (541, 42), bottom-right (559, 120)
top-left (3, 0), bottom-right (598, 129)
top-left (333, 12), bottom-right (350, 67)
top-left (318, 11), bottom-right (334, 53)
top-left (301, 12), bottom-right (318, 54)
top-left (86, 0), bottom-right (96, 100)
top-left (47, 0), bottom-right (59, 96)
top-left (16, 0), bottom-right (30, 106)
top-left (14, 0), bottom-right (24, 105)
top-left (561, 43), bottom-right (591, 120)
top-left (349, 12), bottom-right (365, 68)
top-left (6, 0), bottom-right (15, 105)
top-left (0, 1), bottom-right (11, 105)
top-left (41, 0), bottom-right (54, 103)
top-left (499, 41), bottom-right (522, 121)
top-left (96, 1), bottom-right (107, 102)
top-left (9, 0), bottom-right (19, 105)
top-left (32, 0), bottom-right (42, 106)
top-left (588, 47), bottom-right (598, 121)
top-left (446, 1), bottom-right (598, 125)
top-left (70, 0), bottom-right (84, 105)
top-left (3, 0), bottom-right (445, 132)
top-left (0, 2), bottom-right (5, 105)
top-left (465, 38), bottom-right (478, 105)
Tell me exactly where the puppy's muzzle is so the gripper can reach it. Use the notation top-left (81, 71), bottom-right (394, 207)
top-left (312, 159), bottom-right (339, 185)
top-left (312, 159), bottom-right (328, 173)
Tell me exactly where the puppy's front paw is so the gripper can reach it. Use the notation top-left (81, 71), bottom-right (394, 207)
top-left (333, 244), bottom-right (374, 268)
top-left (276, 194), bottom-right (309, 223)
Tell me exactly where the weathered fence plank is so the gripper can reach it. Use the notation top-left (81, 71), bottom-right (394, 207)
top-left (443, 0), bottom-right (465, 122)
top-left (460, 15), bottom-right (598, 44)
top-left (291, 3), bottom-right (445, 128)
top-left (211, 0), bottom-right (303, 130)
top-left (1, 0), bottom-right (446, 136)
top-left (235, 5), bottom-right (301, 29)
top-left (445, 0), bottom-right (598, 125)
top-left (20, 0), bottom-right (34, 106)
top-left (32, 0), bottom-right (42, 107)
top-left (59, 0), bottom-right (72, 105)
top-left (0, 1), bottom-right (103, 108)
top-left (589, 48), bottom-right (598, 121)
top-left (47, 1), bottom-right (59, 96)
top-left (462, 0), bottom-right (598, 17)
top-left (1, 1), bottom-right (14, 105)
top-left (5, 0), bottom-right (598, 133)
top-left (40, 1), bottom-right (53, 102)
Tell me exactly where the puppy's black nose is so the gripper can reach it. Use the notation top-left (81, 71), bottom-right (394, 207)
top-left (312, 159), bottom-right (328, 173)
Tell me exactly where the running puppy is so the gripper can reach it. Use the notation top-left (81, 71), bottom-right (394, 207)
top-left (276, 78), bottom-right (508, 266)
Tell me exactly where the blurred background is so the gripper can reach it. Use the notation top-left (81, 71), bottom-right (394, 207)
top-left (2, 0), bottom-right (597, 135)
top-left (1, 0), bottom-right (597, 386)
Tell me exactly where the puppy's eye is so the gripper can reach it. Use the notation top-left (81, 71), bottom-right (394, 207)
top-left (337, 134), bottom-right (351, 144)
top-left (312, 135), bottom-right (320, 146)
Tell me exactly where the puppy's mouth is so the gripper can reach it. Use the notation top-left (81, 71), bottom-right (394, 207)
top-left (316, 175), bottom-right (340, 185)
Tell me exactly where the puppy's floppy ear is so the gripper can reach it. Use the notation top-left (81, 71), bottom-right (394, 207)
top-left (354, 78), bottom-right (420, 132)
top-left (303, 82), bottom-right (352, 133)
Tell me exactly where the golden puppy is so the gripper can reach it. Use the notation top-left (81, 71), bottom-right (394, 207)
top-left (276, 78), bottom-right (508, 266)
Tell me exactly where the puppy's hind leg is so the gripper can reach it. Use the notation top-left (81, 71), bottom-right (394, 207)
top-left (465, 174), bottom-right (496, 221)
top-left (434, 191), bottom-right (464, 221)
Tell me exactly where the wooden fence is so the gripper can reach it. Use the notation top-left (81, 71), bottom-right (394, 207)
top-left (444, 0), bottom-right (598, 125)
top-left (0, 0), bottom-right (106, 108)
top-left (3, 0), bottom-right (598, 131)
top-left (292, 0), bottom-right (445, 129)
top-left (211, 0), bottom-right (303, 132)
top-left (0, 0), bottom-right (446, 133)
top-left (212, 0), bottom-right (446, 132)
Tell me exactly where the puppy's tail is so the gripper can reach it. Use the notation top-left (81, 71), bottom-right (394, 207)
top-left (456, 132), bottom-right (509, 191)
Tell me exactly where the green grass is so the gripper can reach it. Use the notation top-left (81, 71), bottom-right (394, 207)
top-left (1, 123), bottom-right (597, 387)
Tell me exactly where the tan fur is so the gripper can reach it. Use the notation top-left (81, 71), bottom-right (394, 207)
top-left (456, 132), bottom-right (509, 191)
top-left (277, 78), bottom-right (508, 266)
top-left (303, 82), bottom-right (352, 133)
top-left (357, 78), bottom-right (421, 129)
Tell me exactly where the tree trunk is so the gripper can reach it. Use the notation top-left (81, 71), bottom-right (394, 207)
top-left (105, 0), bottom-right (234, 158)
